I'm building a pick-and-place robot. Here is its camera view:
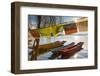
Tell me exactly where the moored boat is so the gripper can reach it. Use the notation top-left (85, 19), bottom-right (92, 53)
top-left (59, 42), bottom-right (84, 59)
top-left (31, 40), bottom-right (66, 60)
top-left (48, 42), bottom-right (75, 59)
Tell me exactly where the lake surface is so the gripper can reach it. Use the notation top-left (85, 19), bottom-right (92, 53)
top-left (36, 32), bottom-right (88, 60)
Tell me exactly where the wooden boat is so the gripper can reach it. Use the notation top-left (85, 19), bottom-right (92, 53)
top-left (31, 40), bottom-right (66, 60)
top-left (59, 42), bottom-right (84, 59)
top-left (36, 41), bottom-right (66, 55)
top-left (48, 42), bottom-right (75, 59)
top-left (51, 42), bottom-right (75, 53)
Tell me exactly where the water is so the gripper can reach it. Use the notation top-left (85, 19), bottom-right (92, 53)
top-left (37, 32), bottom-right (88, 60)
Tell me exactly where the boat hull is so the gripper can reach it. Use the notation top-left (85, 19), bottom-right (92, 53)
top-left (60, 42), bottom-right (84, 59)
top-left (49, 42), bottom-right (75, 59)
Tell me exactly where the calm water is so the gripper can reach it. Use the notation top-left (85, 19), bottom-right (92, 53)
top-left (36, 32), bottom-right (88, 60)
